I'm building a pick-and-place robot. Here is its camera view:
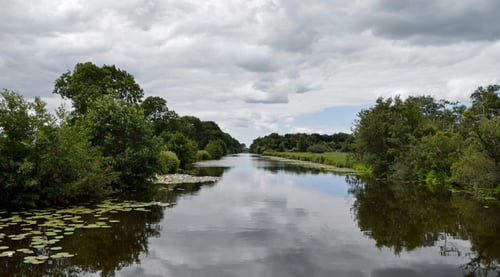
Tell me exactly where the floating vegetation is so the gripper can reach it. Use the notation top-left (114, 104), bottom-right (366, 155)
top-left (51, 252), bottom-right (75, 259)
top-left (0, 251), bottom-right (15, 257)
top-left (0, 199), bottom-right (171, 262)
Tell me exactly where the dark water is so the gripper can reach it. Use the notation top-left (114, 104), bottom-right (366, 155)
top-left (0, 154), bottom-right (499, 277)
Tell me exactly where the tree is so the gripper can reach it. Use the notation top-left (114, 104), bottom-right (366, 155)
top-left (205, 139), bottom-right (227, 160)
top-left (164, 132), bottom-right (198, 169)
top-left (77, 96), bottom-right (158, 190)
top-left (141, 96), bottom-right (167, 121)
top-left (140, 96), bottom-right (181, 136)
top-left (353, 96), bottom-right (433, 177)
top-left (53, 62), bottom-right (144, 115)
top-left (353, 97), bottom-right (397, 176)
top-left (0, 90), bottom-right (51, 206)
top-left (393, 131), bottom-right (462, 191)
top-left (0, 90), bottom-right (116, 207)
top-left (470, 85), bottom-right (500, 119)
top-left (36, 122), bottom-right (117, 204)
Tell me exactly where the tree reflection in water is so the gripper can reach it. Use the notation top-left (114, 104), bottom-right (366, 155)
top-left (347, 176), bottom-right (500, 277)
top-left (0, 182), bottom-right (209, 277)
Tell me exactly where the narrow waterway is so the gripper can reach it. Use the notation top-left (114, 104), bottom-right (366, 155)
top-left (0, 154), bottom-right (498, 276)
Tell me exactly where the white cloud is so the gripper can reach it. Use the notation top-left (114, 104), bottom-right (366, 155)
top-left (1, 0), bottom-right (499, 145)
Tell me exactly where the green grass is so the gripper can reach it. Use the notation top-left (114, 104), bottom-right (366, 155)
top-left (262, 151), bottom-right (368, 172)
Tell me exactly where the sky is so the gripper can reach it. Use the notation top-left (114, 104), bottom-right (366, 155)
top-left (1, 0), bottom-right (499, 146)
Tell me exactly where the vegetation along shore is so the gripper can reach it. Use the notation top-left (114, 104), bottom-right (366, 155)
top-left (250, 85), bottom-right (500, 202)
top-left (0, 62), bottom-right (244, 209)
top-left (1, 61), bottom-right (498, 208)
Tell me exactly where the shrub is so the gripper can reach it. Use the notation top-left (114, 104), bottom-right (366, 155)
top-left (307, 142), bottom-right (331, 153)
top-left (157, 151), bottom-right (180, 174)
top-left (196, 150), bottom-right (212, 161)
top-left (205, 139), bottom-right (227, 160)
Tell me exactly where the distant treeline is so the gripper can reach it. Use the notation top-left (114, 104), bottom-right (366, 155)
top-left (249, 132), bottom-right (354, 154)
top-left (0, 62), bottom-right (243, 208)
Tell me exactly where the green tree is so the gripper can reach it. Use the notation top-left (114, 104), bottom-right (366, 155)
top-left (353, 97), bottom-right (397, 176)
top-left (164, 132), bottom-right (198, 169)
top-left (77, 96), bottom-right (158, 190)
top-left (469, 84), bottom-right (500, 119)
top-left (205, 139), bottom-right (227, 160)
top-left (393, 131), bottom-right (462, 191)
top-left (452, 85), bottom-right (500, 198)
top-left (36, 122), bottom-right (117, 205)
top-left (0, 90), bottom-right (51, 206)
top-left (0, 91), bottom-right (116, 207)
top-left (354, 96), bottom-right (432, 177)
top-left (53, 62), bottom-right (144, 115)
top-left (140, 96), bottom-right (181, 136)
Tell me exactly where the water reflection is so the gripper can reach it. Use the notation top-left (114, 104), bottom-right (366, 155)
top-left (348, 176), bottom-right (500, 276)
top-left (1, 154), bottom-right (499, 277)
top-left (0, 183), bottom-right (210, 277)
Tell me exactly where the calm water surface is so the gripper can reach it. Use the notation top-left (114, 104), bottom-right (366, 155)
top-left (0, 154), bottom-right (498, 276)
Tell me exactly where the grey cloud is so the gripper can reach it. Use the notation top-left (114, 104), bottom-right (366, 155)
top-left (1, 0), bottom-right (499, 145)
top-left (236, 57), bottom-right (278, 73)
top-left (252, 76), bottom-right (277, 91)
top-left (356, 0), bottom-right (500, 43)
top-left (243, 93), bottom-right (288, 104)
top-left (295, 84), bottom-right (314, 94)
top-left (259, 0), bottom-right (348, 53)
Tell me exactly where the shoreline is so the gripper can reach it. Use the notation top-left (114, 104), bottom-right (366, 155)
top-left (262, 155), bottom-right (362, 174)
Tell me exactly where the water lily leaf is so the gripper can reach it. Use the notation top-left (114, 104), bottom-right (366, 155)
top-left (51, 252), bottom-right (75, 258)
top-left (17, 248), bottom-right (34, 254)
top-left (0, 251), bottom-right (15, 257)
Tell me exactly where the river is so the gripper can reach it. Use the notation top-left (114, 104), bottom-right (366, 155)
top-left (0, 154), bottom-right (498, 276)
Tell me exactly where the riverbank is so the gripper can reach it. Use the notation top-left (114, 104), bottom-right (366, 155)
top-left (262, 152), bottom-right (365, 174)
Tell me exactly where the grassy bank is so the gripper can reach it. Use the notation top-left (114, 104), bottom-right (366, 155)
top-left (262, 151), bottom-right (369, 174)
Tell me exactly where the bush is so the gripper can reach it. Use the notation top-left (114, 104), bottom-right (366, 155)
top-left (196, 150), bottom-right (212, 161)
top-left (166, 132), bottom-right (198, 168)
top-left (157, 151), bottom-right (180, 174)
top-left (307, 142), bottom-right (331, 153)
top-left (205, 139), bottom-right (227, 160)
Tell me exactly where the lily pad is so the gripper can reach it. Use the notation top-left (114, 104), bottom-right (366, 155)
top-left (51, 252), bottom-right (75, 258)
top-left (24, 258), bottom-right (44, 264)
top-left (17, 248), bottom-right (34, 254)
top-left (0, 251), bottom-right (15, 257)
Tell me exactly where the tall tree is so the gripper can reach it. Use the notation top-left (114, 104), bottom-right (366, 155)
top-left (53, 62), bottom-right (144, 115)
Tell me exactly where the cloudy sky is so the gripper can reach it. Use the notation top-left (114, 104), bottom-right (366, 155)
top-left (1, 0), bottom-right (499, 145)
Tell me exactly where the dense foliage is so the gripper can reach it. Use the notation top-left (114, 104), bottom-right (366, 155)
top-left (0, 62), bottom-right (242, 207)
top-left (249, 132), bottom-right (353, 154)
top-left (353, 85), bottom-right (500, 198)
